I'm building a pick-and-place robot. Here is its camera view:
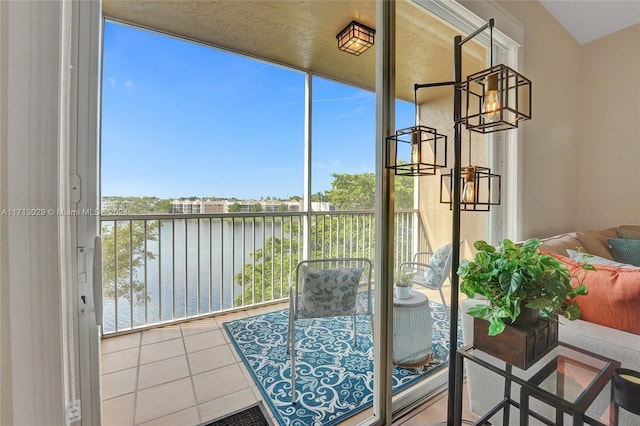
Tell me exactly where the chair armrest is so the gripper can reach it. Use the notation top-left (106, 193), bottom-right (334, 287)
top-left (398, 262), bottom-right (437, 279)
top-left (412, 251), bottom-right (433, 263)
top-left (399, 262), bottom-right (439, 289)
top-left (399, 261), bottom-right (432, 271)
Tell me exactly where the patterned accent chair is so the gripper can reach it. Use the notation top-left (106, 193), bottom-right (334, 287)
top-left (287, 258), bottom-right (373, 404)
top-left (398, 243), bottom-right (453, 320)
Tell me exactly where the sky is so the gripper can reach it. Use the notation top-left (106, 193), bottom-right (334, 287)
top-left (101, 21), bottom-right (414, 200)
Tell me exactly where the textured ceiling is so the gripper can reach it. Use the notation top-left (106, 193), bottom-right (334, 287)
top-left (102, 0), bottom-right (486, 103)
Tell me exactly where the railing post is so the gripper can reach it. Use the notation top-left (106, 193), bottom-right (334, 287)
top-left (303, 72), bottom-right (312, 261)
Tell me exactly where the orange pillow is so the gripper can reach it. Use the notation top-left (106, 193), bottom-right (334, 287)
top-left (546, 252), bottom-right (640, 335)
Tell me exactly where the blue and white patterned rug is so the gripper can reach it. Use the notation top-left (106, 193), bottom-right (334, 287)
top-left (223, 300), bottom-right (461, 426)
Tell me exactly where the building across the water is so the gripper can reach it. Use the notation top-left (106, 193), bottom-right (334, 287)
top-left (170, 198), bottom-right (334, 214)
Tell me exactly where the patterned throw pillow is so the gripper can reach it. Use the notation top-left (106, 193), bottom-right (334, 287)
top-left (299, 266), bottom-right (364, 318)
top-left (423, 243), bottom-right (452, 285)
top-left (567, 249), bottom-right (640, 270)
top-left (608, 238), bottom-right (640, 267)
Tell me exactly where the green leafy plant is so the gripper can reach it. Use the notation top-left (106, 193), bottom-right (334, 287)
top-left (458, 238), bottom-right (593, 336)
top-left (394, 269), bottom-right (414, 288)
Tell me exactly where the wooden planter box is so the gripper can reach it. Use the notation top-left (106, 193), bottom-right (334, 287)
top-left (473, 317), bottom-right (558, 370)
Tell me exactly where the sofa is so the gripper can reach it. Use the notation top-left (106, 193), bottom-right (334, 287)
top-left (462, 226), bottom-right (640, 425)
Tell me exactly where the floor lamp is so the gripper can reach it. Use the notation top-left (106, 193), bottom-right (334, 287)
top-left (386, 18), bottom-right (532, 425)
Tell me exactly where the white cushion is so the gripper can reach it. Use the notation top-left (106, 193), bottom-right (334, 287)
top-left (567, 249), bottom-right (640, 269)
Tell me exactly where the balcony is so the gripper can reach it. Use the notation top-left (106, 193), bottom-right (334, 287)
top-left (100, 209), bottom-right (422, 335)
top-left (100, 288), bottom-right (471, 425)
top-left (100, 210), bottom-right (472, 425)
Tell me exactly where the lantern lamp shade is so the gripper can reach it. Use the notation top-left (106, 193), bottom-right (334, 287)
top-left (385, 125), bottom-right (448, 176)
top-left (336, 21), bottom-right (375, 56)
top-left (461, 64), bottom-right (532, 134)
top-left (440, 166), bottom-right (501, 211)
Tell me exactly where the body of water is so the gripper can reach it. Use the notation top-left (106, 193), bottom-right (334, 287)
top-left (102, 218), bottom-right (294, 333)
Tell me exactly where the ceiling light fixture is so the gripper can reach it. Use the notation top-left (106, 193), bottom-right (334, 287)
top-left (336, 21), bottom-right (375, 56)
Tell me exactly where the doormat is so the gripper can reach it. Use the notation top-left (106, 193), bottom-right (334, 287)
top-left (200, 401), bottom-right (273, 426)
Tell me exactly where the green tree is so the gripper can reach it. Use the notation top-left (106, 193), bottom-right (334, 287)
top-left (154, 199), bottom-right (172, 213)
top-left (101, 220), bottom-right (156, 304)
top-left (325, 172), bottom-right (414, 210)
top-left (394, 175), bottom-right (414, 209)
top-left (251, 203), bottom-right (263, 212)
top-left (325, 173), bottom-right (375, 209)
top-left (228, 202), bottom-right (241, 213)
top-left (235, 219), bottom-right (301, 306)
top-left (235, 171), bottom-right (414, 306)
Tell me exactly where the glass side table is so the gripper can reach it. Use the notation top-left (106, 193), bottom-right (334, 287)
top-left (453, 342), bottom-right (621, 426)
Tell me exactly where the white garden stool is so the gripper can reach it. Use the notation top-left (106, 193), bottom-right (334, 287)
top-left (392, 289), bottom-right (433, 367)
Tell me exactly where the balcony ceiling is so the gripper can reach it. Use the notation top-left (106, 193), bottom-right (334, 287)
top-left (102, 0), bottom-right (485, 104)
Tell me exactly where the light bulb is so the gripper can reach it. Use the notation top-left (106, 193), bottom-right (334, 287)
top-left (462, 167), bottom-right (476, 203)
top-left (410, 131), bottom-right (420, 164)
top-left (482, 74), bottom-right (500, 122)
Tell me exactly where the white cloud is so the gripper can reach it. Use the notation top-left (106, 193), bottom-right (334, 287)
top-left (107, 77), bottom-right (116, 90)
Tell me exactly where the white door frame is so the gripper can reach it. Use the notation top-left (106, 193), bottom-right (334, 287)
top-left (73, 1), bottom-right (103, 424)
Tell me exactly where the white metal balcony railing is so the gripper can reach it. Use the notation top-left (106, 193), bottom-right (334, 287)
top-left (100, 210), bottom-right (424, 335)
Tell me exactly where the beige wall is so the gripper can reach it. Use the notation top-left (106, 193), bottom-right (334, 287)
top-left (577, 24), bottom-right (640, 230)
top-left (418, 94), bottom-right (488, 258)
top-left (498, 0), bottom-right (583, 238)
top-left (497, 1), bottom-right (640, 237)
top-left (418, 97), bottom-right (458, 253)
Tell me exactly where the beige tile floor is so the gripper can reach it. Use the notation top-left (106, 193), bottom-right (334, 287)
top-left (101, 304), bottom-right (282, 426)
top-left (100, 286), bottom-right (464, 425)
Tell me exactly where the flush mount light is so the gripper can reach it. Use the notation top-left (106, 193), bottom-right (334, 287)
top-left (336, 21), bottom-right (375, 56)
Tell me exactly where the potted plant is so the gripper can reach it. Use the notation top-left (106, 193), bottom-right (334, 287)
top-left (394, 268), bottom-right (414, 300)
top-left (458, 238), bottom-right (593, 336)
